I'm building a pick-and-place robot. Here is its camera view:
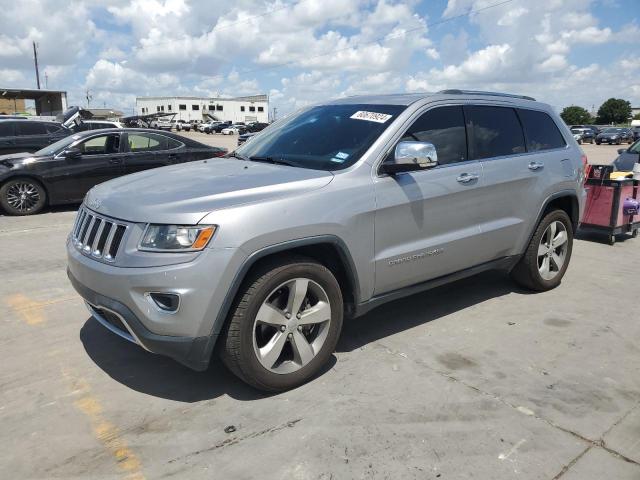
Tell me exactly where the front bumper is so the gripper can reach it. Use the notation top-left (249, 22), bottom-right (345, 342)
top-left (67, 236), bottom-right (246, 370)
top-left (69, 270), bottom-right (214, 370)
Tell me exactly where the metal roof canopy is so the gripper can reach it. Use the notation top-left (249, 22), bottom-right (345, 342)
top-left (0, 87), bottom-right (68, 116)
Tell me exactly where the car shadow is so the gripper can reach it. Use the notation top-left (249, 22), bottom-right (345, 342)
top-left (0, 203), bottom-right (78, 217)
top-left (79, 318), bottom-right (336, 402)
top-left (80, 270), bottom-right (524, 402)
top-left (337, 270), bottom-right (526, 353)
top-left (576, 228), bottom-right (636, 245)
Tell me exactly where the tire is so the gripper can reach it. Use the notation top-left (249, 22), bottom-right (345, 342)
top-left (608, 234), bottom-right (616, 245)
top-left (219, 255), bottom-right (343, 392)
top-left (596, 141), bottom-right (601, 145)
top-left (0, 177), bottom-right (47, 216)
top-left (510, 210), bottom-right (573, 291)
top-left (616, 139), bottom-right (621, 145)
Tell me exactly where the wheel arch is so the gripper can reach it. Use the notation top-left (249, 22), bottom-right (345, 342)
top-left (212, 235), bottom-right (360, 338)
top-left (525, 191), bottom-right (579, 251)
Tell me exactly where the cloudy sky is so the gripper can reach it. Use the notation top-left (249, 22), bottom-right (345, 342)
top-left (1, 0), bottom-right (639, 116)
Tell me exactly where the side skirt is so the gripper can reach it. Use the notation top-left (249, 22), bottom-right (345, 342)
top-left (353, 255), bottom-right (520, 318)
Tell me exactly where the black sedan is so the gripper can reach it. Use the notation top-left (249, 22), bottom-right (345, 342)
top-left (0, 128), bottom-right (226, 215)
top-left (595, 127), bottom-right (634, 145)
top-left (613, 140), bottom-right (640, 171)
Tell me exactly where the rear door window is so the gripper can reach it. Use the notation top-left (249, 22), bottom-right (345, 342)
top-left (127, 133), bottom-right (168, 152)
top-left (399, 105), bottom-right (467, 165)
top-left (518, 109), bottom-right (566, 151)
top-left (466, 106), bottom-right (526, 159)
top-left (15, 122), bottom-right (47, 136)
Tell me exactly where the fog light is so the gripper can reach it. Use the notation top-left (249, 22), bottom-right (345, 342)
top-left (146, 292), bottom-right (180, 313)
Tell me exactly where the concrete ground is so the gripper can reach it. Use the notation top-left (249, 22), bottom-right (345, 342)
top-left (1, 142), bottom-right (639, 479)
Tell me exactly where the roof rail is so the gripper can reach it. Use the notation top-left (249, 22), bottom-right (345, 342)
top-left (438, 89), bottom-right (536, 101)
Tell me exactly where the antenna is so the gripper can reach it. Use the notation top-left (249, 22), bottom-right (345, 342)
top-left (33, 42), bottom-right (41, 89)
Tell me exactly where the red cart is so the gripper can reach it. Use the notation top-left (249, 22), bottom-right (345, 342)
top-left (580, 178), bottom-right (640, 245)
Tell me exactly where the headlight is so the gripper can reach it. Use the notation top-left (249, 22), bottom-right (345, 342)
top-left (139, 224), bottom-right (216, 252)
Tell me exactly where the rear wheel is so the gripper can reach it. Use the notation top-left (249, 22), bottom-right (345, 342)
top-left (511, 210), bottom-right (573, 291)
top-left (0, 178), bottom-right (47, 216)
top-left (220, 256), bottom-right (343, 392)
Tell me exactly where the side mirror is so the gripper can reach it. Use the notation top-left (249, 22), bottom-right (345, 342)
top-left (618, 148), bottom-right (626, 155)
top-left (381, 141), bottom-right (438, 174)
top-left (64, 147), bottom-right (82, 161)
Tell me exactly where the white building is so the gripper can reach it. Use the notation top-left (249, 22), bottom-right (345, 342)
top-left (136, 94), bottom-right (268, 124)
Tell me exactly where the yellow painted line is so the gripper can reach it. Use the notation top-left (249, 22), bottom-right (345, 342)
top-left (63, 371), bottom-right (146, 480)
top-left (4, 294), bottom-right (78, 325)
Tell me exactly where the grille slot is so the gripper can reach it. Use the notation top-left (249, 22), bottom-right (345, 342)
top-left (72, 207), bottom-right (128, 262)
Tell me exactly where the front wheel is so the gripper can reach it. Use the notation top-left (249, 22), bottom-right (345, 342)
top-left (511, 210), bottom-right (573, 291)
top-left (220, 256), bottom-right (343, 392)
top-left (0, 178), bottom-right (47, 215)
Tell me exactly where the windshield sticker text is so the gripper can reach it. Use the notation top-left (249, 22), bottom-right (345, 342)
top-left (350, 111), bottom-right (393, 123)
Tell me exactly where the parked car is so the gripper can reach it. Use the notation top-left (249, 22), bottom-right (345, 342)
top-left (154, 119), bottom-right (173, 131)
top-left (212, 122), bottom-right (232, 133)
top-left (237, 131), bottom-right (258, 145)
top-left (631, 126), bottom-right (640, 141)
top-left (246, 122), bottom-right (269, 133)
top-left (570, 127), bottom-right (594, 144)
top-left (612, 140), bottom-right (640, 171)
top-left (0, 129), bottom-right (226, 215)
top-left (0, 119), bottom-right (71, 155)
top-left (175, 120), bottom-right (191, 132)
top-left (66, 90), bottom-right (585, 392)
top-left (595, 127), bottom-right (634, 145)
top-left (221, 124), bottom-right (246, 135)
top-left (74, 120), bottom-right (124, 132)
top-left (571, 130), bottom-right (583, 144)
top-left (203, 122), bottom-right (223, 134)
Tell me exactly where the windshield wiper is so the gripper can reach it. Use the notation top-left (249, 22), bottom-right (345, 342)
top-left (248, 156), bottom-right (297, 167)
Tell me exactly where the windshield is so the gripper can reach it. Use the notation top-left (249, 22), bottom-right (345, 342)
top-left (34, 134), bottom-right (83, 156)
top-left (236, 103), bottom-right (406, 171)
top-left (603, 128), bottom-right (624, 133)
top-left (571, 129), bottom-right (581, 134)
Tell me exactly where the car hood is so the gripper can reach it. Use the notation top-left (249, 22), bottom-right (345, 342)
top-left (85, 158), bottom-right (334, 224)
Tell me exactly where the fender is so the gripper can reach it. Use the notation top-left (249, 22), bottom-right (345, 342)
top-left (211, 234), bottom-right (361, 337)
top-left (526, 189), bottom-right (579, 249)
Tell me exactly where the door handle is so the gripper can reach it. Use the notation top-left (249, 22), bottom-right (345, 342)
top-left (528, 161), bottom-right (544, 171)
top-left (456, 173), bottom-right (479, 184)
top-left (109, 158), bottom-right (123, 165)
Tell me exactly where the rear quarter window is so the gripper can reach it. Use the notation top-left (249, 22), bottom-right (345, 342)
top-left (518, 109), bottom-right (566, 151)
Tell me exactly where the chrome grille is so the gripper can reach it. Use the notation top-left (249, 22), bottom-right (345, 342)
top-left (72, 207), bottom-right (127, 262)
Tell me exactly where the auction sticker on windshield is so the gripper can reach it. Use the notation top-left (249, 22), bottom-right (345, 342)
top-left (350, 111), bottom-right (393, 123)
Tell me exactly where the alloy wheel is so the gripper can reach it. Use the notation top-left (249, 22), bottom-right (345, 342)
top-left (537, 220), bottom-right (569, 280)
top-left (252, 278), bottom-right (332, 374)
top-left (5, 182), bottom-right (40, 213)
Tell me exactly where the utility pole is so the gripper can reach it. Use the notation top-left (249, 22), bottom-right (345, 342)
top-left (85, 89), bottom-right (92, 108)
top-left (33, 41), bottom-right (41, 89)
top-left (44, 72), bottom-right (48, 89)
top-left (272, 107), bottom-right (277, 122)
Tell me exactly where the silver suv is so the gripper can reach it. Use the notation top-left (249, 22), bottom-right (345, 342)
top-left (67, 90), bottom-right (586, 391)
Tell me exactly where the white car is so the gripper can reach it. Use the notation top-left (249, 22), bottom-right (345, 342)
top-left (221, 125), bottom-right (243, 135)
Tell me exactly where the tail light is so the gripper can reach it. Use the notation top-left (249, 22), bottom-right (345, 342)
top-left (581, 154), bottom-right (589, 182)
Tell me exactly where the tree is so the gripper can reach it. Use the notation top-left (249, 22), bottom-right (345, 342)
top-left (560, 106), bottom-right (592, 125)
top-left (596, 98), bottom-right (632, 125)
top-left (634, 113), bottom-right (640, 121)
